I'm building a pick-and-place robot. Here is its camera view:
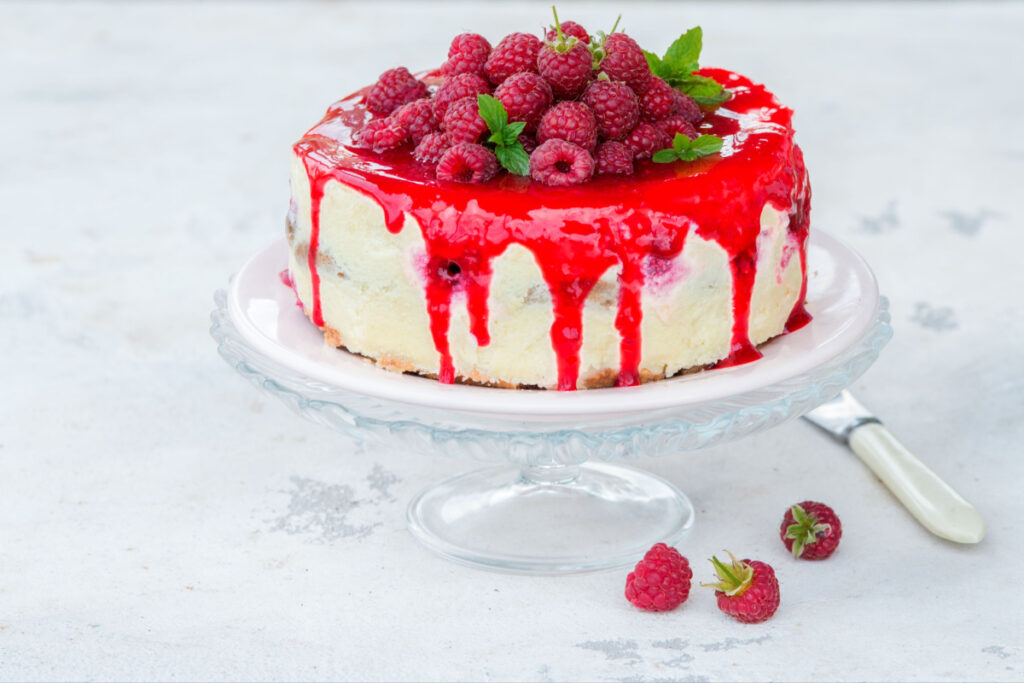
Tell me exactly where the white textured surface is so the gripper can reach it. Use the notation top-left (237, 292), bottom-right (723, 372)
top-left (1, 2), bottom-right (1022, 681)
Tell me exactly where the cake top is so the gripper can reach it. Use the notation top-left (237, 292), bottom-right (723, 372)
top-left (301, 12), bottom-right (792, 190)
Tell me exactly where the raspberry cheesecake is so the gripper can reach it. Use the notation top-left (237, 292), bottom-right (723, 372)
top-left (284, 17), bottom-right (811, 390)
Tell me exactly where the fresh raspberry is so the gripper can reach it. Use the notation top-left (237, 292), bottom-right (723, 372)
top-left (365, 67), bottom-right (427, 116)
top-left (518, 133), bottom-right (537, 154)
top-left (624, 543), bottom-right (692, 612)
top-left (624, 122), bottom-right (670, 161)
top-left (594, 141), bottom-right (634, 175)
top-left (582, 79), bottom-right (639, 141)
top-left (529, 139), bottom-right (594, 186)
top-left (484, 32), bottom-right (542, 86)
top-left (494, 72), bottom-right (552, 132)
top-left (639, 76), bottom-right (676, 122)
top-left (393, 99), bottom-right (437, 144)
top-left (545, 21), bottom-right (589, 44)
top-left (436, 142), bottom-right (499, 184)
top-left (537, 39), bottom-right (593, 100)
top-left (780, 501), bottom-right (843, 560)
top-left (671, 89), bottom-right (703, 124)
top-left (655, 116), bottom-right (698, 141)
top-left (413, 132), bottom-right (450, 166)
top-left (598, 33), bottom-right (651, 93)
top-left (704, 552), bottom-right (781, 624)
top-left (442, 33), bottom-right (492, 78)
top-left (354, 117), bottom-right (407, 153)
top-left (442, 96), bottom-right (488, 144)
top-left (536, 101), bottom-right (598, 152)
top-left (431, 73), bottom-right (491, 121)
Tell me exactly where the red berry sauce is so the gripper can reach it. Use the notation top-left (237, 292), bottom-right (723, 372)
top-left (293, 69), bottom-right (811, 390)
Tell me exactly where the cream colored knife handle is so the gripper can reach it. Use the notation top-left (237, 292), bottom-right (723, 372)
top-left (849, 422), bottom-right (985, 543)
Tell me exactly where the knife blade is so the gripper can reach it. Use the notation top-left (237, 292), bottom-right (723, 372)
top-left (803, 390), bottom-right (985, 544)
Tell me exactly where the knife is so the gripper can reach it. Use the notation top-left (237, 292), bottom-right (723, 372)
top-left (802, 390), bottom-right (985, 544)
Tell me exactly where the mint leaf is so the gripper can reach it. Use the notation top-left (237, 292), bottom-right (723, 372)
top-left (689, 134), bottom-right (723, 156)
top-left (692, 90), bottom-right (731, 107)
top-left (662, 27), bottom-right (701, 76)
top-left (672, 133), bottom-right (688, 153)
top-left (477, 94), bottom-right (507, 132)
top-left (642, 49), bottom-right (662, 75)
top-left (495, 145), bottom-right (530, 176)
top-left (652, 149), bottom-right (680, 164)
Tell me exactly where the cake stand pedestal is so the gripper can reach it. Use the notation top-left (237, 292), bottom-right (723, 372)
top-left (211, 231), bottom-right (890, 574)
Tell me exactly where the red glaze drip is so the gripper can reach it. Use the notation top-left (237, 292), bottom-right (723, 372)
top-left (293, 69), bottom-right (811, 390)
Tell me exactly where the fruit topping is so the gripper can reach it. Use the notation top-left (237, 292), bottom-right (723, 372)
top-left (365, 67), bottom-right (427, 116)
top-left (529, 139), bottom-right (594, 186)
top-left (442, 33), bottom-right (492, 78)
top-left (442, 96), bottom-right (489, 143)
top-left (484, 32), bottom-right (543, 86)
top-left (436, 142), bottom-right (499, 184)
top-left (537, 100), bottom-right (598, 152)
top-left (594, 140), bottom-right (634, 175)
top-left (583, 78), bottom-right (640, 141)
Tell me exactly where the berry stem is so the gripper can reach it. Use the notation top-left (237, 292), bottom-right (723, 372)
top-left (609, 14), bottom-right (621, 35)
top-left (551, 5), bottom-right (564, 41)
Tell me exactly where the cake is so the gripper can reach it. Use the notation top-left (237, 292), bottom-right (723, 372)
top-left (284, 18), bottom-right (811, 391)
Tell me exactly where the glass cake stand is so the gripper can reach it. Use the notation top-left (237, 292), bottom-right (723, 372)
top-left (210, 231), bottom-right (890, 574)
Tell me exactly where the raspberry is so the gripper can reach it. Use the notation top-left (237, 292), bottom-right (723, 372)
top-left (494, 72), bottom-right (552, 132)
top-left (598, 33), bottom-right (651, 93)
top-left (413, 132), bottom-right (450, 167)
top-left (624, 543), bottom-right (692, 612)
top-left (545, 21), bottom-right (589, 44)
top-left (393, 99), bottom-right (437, 144)
top-left (624, 122), bottom-right (670, 161)
top-left (365, 67), bottom-right (427, 117)
top-left (484, 32), bottom-right (542, 86)
top-left (780, 501), bottom-right (843, 560)
top-left (436, 142), bottom-right (499, 184)
top-left (529, 139), bottom-right (594, 186)
top-left (704, 553), bottom-right (780, 624)
top-left (536, 101), bottom-right (598, 152)
top-left (442, 96), bottom-right (489, 144)
top-left (431, 72), bottom-right (491, 121)
top-left (582, 79), bottom-right (639, 141)
top-left (518, 133), bottom-right (537, 154)
top-left (671, 89), bottom-right (703, 124)
top-left (639, 76), bottom-right (676, 122)
top-left (442, 33), bottom-right (492, 78)
top-left (655, 116), bottom-right (698, 141)
top-left (594, 141), bottom-right (634, 175)
top-left (354, 117), bottom-right (407, 153)
top-left (537, 39), bottom-right (593, 100)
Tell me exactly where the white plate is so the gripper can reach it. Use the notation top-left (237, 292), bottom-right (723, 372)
top-left (228, 231), bottom-right (879, 420)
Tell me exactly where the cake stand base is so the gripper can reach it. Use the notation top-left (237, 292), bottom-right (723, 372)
top-left (405, 462), bottom-right (694, 574)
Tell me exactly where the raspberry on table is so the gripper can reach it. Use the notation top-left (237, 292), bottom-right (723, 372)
top-left (655, 116), bottom-right (698, 141)
top-left (583, 79), bottom-right (639, 141)
top-left (354, 117), bottom-right (407, 153)
top-left (529, 139), bottom-right (595, 186)
top-left (538, 39), bottom-right (593, 100)
top-left (639, 76), bottom-right (676, 122)
top-left (595, 141), bottom-right (634, 175)
top-left (780, 501), bottom-right (843, 560)
top-left (704, 552), bottom-right (781, 624)
top-left (624, 121), bottom-right (670, 161)
top-left (442, 33), bottom-right (492, 78)
top-left (413, 132), bottom-right (451, 167)
top-left (598, 33), bottom-right (652, 93)
top-left (365, 67), bottom-right (428, 117)
top-left (545, 20), bottom-right (589, 44)
top-left (537, 101), bottom-right (598, 152)
top-left (494, 72), bottom-right (553, 132)
top-left (393, 99), bottom-right (437, 144)
top-left (671, 89), bottom-right (703, 124)
top-left (484, 32), bottom-right (543, 86)
top-left (431, 72), bottom-right (492, 121)
top-left (436, 142), bottom-right (499, 184)
top-left (442, 95), bottom-right (489, 144)
top-left (624, 543), bottom-right (692, 612)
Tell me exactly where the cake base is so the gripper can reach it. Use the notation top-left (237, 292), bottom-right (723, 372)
top-left (406, 462), bottom-right (694, 574)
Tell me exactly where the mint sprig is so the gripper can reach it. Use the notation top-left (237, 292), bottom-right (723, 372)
top-left (642, 26), bottom-right (730, 107)
top-left (652, 133), bottom-right (723, 164)
top-left (477, 94), bottom-right (530, 176)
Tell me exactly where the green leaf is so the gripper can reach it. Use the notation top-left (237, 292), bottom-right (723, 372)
top-left (642, 49), bottom-right (662, 75)
top-left (672, 133), bottom-right (690, 153)
top-left (504, 120), bottom-right (526, 143)
top-left (495, 144), bottom-right (530, 176)
top-left (662, 26), bottom-right (702, 76)
top-left (652, 149), bottom-right (680, 164)
top-left (689, 134), bottom-right (723, 157)
top-left (692, 91), bottom-right (731, 107)
top-left (477, 94), bottom-right (507, 133)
